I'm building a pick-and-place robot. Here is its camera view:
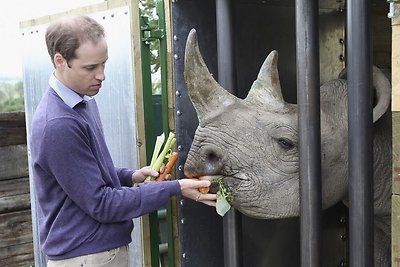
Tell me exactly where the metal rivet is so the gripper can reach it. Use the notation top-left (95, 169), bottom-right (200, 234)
top-left (175, 90), bottom-right (181, 97)
top-left (339, 216), bottom-right (346, 224)
top-left (173, 35), bottom-right (179, 41)
top-left (180, 199), bottom-right (184, 206)
top-left (182, 253), bottom-right (187, 259)
top-left (177, 110), bottom-right (182, 116)
top-left (178, 145), bottom-right (183, 151)
top-left (340, 233), bottom-right (347, 241)
top-left (174, 54), bottom-right (179, 60)
top-left (181, 218), bottom-right (185, 224)
top-left (178, 165), bottom-right (183, 171)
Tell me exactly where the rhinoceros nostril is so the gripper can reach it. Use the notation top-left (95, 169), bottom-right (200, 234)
top-left (206, 151), bottom-right (219, 163)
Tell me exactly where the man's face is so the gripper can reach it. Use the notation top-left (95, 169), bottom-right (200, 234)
top-left (56, 38), bottom-right (108, 97)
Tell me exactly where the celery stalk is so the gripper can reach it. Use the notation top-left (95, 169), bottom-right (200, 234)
top-left (146, 132), bottom-right (176, 181)
top-left (150, 133), bottom-right (165, 167)
top-left (152, 132), bottom-right (176, 172)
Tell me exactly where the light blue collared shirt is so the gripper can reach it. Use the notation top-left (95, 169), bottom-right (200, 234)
top-left (49, 72), bottom-right (92, 108)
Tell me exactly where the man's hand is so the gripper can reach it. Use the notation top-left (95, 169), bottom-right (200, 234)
top-left (178, 178), bottom-right (217, 207)
top-left (132, 166), bottom-right (158, 183)
top-left (132, 164), bottom-right (172, 184)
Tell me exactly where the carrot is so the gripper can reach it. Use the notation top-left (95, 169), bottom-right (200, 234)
top-left (190, 178), bottom-right (210, 193)
top-left (198, 186), bottom-right (210, 194)
top-left (156, 152), bottom-right (179, 181)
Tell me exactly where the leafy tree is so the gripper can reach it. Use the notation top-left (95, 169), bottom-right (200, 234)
top-left (0, 80), bottom-right (24, 112)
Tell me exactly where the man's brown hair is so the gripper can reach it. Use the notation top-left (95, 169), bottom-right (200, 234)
top-left (45, 14), bottom-right (105, 67)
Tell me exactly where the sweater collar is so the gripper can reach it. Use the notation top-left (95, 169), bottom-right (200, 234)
top-left (48, 72), bottom-right (92, 108)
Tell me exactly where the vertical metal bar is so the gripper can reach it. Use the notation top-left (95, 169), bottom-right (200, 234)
top-left (216, 1), bottom-right (241, 267)
top-left (295, 0), bottom-right (322, 266)
top-left (347, 0), bottom-right (374, 265)
top-left (140, 15), bottom-right (160, 267)
top-left (155, 1), bottom-right (177, 266)
top-left (216, 0), bottom-right (236, 95)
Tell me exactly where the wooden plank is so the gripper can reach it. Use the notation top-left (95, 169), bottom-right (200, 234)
top-left (0, 175), bottom-right (31, 213)
top-left (0, 145), bottom-right (28, 181)
top-left (393, 112), bottom-right (400, 194)
top-left (0, 210), bottom-right (33, 249)
top-left (392, 5), bottom-right (400, 111)
top-left (393, 195), bottom-right (400, 266)
top-left (0, 112), bottom-right (26, 147)
top-left (0, 177), bottom-right (30, 199)
top-left (0, 242), bottom-right (34, 267)
top-left (0, 112), bottom-right (25, 126)
top-left (393, 5), bottom-right (400, 267)
top-left (0, 194), bottom-right (31, 214)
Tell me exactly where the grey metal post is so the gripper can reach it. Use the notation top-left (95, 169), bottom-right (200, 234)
top-left (216, 1), bottom-right (241, 267)
top-left (347, 0), bottom-right (374, 266)
top-left (295, 0), bottom-right (322, 266)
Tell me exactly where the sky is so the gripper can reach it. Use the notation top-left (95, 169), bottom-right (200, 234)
top-left (0, 0), bottom-right (103, 79)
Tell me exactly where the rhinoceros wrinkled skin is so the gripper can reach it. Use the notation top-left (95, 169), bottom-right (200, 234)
top-left (183, 29), bottom-right (392, 266)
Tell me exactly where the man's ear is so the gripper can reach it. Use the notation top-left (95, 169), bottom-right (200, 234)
top-left (54, 53), bottom-right (66, 69)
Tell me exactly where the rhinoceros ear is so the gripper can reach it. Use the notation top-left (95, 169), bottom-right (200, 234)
top-left (337, 66), bottom-right (390, 123)
top-left (245, 51), bottom-right (288, 111)
top-left (184, 29), bottom-right (237, 124)
top-left (372, 66), bottom-right (391, 123)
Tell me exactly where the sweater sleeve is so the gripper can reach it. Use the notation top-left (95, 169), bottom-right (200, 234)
top-left (40, 117), bottom-right (182, 223)
top-left (116, 167), bottom-right (134, 187)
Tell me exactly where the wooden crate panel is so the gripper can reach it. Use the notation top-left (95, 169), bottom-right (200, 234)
top-left (0, 145), bottom-right (29, 181)
top-left (0, 112), bottom-right (26, 147)
top-left (0, 210), bottom-right (33, 249)
top-left (0, 242), bottom-right (34, 267)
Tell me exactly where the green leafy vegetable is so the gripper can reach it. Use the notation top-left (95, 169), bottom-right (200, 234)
top-left (213, 176), bottom-right (233, 216)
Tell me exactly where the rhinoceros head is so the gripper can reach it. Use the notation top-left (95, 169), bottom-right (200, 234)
top-left (183, 29), bottom-right (390, 219)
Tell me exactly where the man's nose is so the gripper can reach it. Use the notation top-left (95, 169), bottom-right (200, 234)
top-left (96, 66), bottom-right (105, 81)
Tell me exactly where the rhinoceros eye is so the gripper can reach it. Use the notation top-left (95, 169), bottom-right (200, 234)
top-left (277, 138), bottom-right (295, 150)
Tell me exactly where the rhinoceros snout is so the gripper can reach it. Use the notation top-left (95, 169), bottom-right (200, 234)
top-left (184, 145), bottom-right (225, 178)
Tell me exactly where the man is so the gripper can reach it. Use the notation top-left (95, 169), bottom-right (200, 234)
top-left (30, 14), bottom-right (216, 266)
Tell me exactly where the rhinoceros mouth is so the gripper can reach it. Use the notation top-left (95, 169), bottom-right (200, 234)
top-left (206, 173), bottom-right (248, 194)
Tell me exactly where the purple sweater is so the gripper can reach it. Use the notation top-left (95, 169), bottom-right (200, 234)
top-left (30, 88), bottom-right (181, 260)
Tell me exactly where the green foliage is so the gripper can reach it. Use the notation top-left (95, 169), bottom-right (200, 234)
top-left (140, 0), bottom-right (162, 95)
top-left (0, 80), bottom-right (24, 112)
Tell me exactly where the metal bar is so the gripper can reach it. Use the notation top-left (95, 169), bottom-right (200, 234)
top-left (156, 1), bottom-right (177, 266)
top-left (346, 0), bottom-right (374, 266)
top-left (216, 0), bottom-right (236, 95)
top-left (295, 0), bottom-right (322, 266)
top-left (216, 1), bottom-right (241, 267)
top-left (140, 15), bottom-right (161, 267)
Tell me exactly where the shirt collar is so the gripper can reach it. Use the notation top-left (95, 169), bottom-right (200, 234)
top-left (49, 72), bottom-right (93, 108)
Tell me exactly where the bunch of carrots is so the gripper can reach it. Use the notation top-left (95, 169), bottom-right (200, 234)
top-left (146, 132), bottom-right (210, 194)
top-left (146, 133), bottom-right (231, 216)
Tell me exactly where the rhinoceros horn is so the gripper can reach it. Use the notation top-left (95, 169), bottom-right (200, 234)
top-left (245, 51), bottom-right (288, 112)
top-left (184, 29), bottom-right (238, 124)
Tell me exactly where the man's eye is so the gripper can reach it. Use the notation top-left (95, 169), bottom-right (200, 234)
top-left (85, 66), bottom-right (96, 71)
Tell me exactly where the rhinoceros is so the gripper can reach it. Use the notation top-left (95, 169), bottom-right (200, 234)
top-left (182, 29), bottom-right (392, 266)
